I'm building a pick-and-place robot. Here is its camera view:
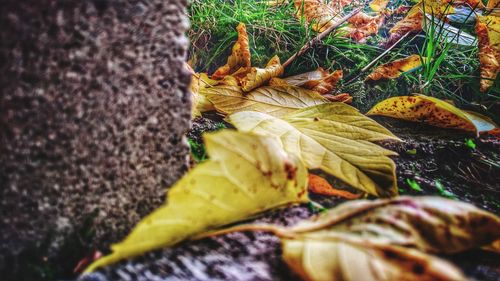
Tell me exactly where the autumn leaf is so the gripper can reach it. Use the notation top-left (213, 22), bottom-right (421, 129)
top-left (283, 68), bottom-right (329, 86)
top-left (343, 12), bottom-right (385, 42)
top-left (290, 197), bottom-right (500, 254)
top-left (188, 66), bottom-right (218, 116)
top-left (370, 0), bottom-right (390, 11)
top-left (476, 15), bottom-right (500, 92)
top-left (201, 84), bottom-right (328, 117)
top-left (282, 235), bottom-right (467, 281)
top-left (284, 68), bottom-right (343, 94)
top-left (323, 93), bottom-right (353, 104)
top-left (366, 55), bottom-right (424, 81)
top-left (308, 174), bottom-right (362, 199)
top-left (294, 0), bottom-right (342, 32)
top-left (212, 23), bottom-right (251, 80)
top-left (240, 55), bottom-right (285, 92)
top-left (367, 95), bottom-right (498, 134)
top-left (386, 1), bottom-right (453, 46)
top-left (229, 104), bottom-right (400, 197)
top-left (486, 0), bottom-right (500, 16)
top-left (386, 8), bottom-right (424, 46)
top-left (84, 130), bottom-right (309, 272)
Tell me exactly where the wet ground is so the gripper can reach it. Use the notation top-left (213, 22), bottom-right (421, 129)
top-left (79, 115), bottom-right (499, 281)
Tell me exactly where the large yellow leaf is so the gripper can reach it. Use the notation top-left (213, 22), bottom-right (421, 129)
top-left (290, 196), bottom-right (500, 254)
top-left (240, 55), bottom-right (285, 92)
top-left (367, 95), bottom-right (497, 133)
top-left (366, 55), bottom-right (424, 81)
top-left (229, 104), bottom-right (400, 197)
top-left (476, 16), bottom-right (500, 92)
top-left (282, 235), bottom-right (467, 281)
top-left (212, 23), bottom-right (251, 80)
top-left (294, 0), bottom-right (342, 32)
top-left (201, 85), bottom-right (328, 117)
top-left (85, 130), bottom-right (309, 272)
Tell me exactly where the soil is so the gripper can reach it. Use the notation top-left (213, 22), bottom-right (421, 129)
top-left (79, 115), bottom-right (500, 281)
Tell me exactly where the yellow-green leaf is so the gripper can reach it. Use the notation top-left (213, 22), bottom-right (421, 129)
top-left (85, 130), bottom-right (309, 272)
top-left (290, 196), bottom-right (500, 254)
top-left (201, 85), bottom-right (328, 117)
top-left (366, 55), bottom-right (424, 81)
top-left (282, 234), bottom-right (467, 281)
top-left (366, 95), bottom-right (497, 133)
top-left (229, 104), bottom-right (400, 197)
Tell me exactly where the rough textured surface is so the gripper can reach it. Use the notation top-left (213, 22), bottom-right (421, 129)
top-left (0, 0), bottom-right (191, 278)
top-left (79, 117), bottom-right (499, 281)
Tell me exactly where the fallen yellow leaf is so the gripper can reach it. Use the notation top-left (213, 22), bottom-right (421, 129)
top-left (283, 235), bottom-right (467, 281)
top-left (367, 95), bottom-right (498, 134)
top-left (229, 104), bottom-right (400, 197)
top-left (85, 130), bottom-right (309, 272)
top-left (201, 85), bottom-right (328, 117)
top-left (290, 196), bottom-right (500, 254)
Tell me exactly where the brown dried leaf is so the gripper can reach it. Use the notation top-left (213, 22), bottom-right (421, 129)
top-left (294, 0), bottom-right (342, 32)
top-left (290, 197), bottom-right (500, 255)
top-left (366, 54), bottom-right (423, 81)
top-left (212, 23), bottom-right (251, 80)
top-left (476, 16), bottom-right (500, 92)
top-left (283, 235), bottom-right (467, 281)
top-left (240, 55), bottom-right (285, 92)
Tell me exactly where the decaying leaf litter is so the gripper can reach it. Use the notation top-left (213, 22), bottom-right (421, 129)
top-left (82, 0), bottom-right (499, 280)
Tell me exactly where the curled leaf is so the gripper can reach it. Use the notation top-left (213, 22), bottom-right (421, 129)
top-left (212, 23), bottom-right (251, 80)
top-left (294, 0), bottom-right (342, 32)
top-left (241, 55), bottom-right (285, 92)
top-left (344, 12), bottom-right (385, 42)
top-left (201, 85), bottom-right (328, 117)
top-left (282, 235), bottom-right (467, 281)
top-left (284, 68), bottom-right (343, 94)
top-left (308, 174), bottom-right (362, 199)
top-left (290, 196), bottom-right (500, 254)
top-left (367, 95), bottom-right (497, 133)
top-left (85, 130), bottom-right (309, 272)
top-left (387, 9), bottom-right (424, 46)
top-left (229, 104), bottom-right (400, 197)
top-left (366, 55), bottom-right (423, 81)
top-left (323, 93), bottom-right (353, 104)
top-left (476, 15), bottom-right (500, 92)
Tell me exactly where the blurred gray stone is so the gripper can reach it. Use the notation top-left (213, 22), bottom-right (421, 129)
top-left (0, 0), bottom-right (191, 274)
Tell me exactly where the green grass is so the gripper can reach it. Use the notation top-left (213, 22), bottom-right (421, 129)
top-left (189, 0), bottom-right (499, 116)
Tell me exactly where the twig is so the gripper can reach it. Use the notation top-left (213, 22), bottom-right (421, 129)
top-left (282, 7), bottom-right (364, 68)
